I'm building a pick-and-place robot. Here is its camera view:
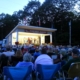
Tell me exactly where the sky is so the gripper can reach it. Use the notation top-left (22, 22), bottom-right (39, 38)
top-left (0, 0), bottom-right (45, 15)
top-left (74, 1), bottom-right (80, 12)
top-left (0, 0), bottom-right (80, 15)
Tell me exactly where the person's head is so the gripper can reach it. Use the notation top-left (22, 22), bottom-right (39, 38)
top-left (1, 54), bottom-right (8, 60)
top-left (41, 46), bottom-right (47, 54)
top-left (6, 47), bottom-right (11, 51)
top-left (59, 49), bottom-right (67, 56)
top-left (23, 48), bottom-right (28, 54)
top-left (35, 48), bottom-right (39, 52)
top-left (15, 49), bottom-right (23, 57)
top-left (23, 53), bottom-right (32, 62)
top-left (29, 47), bottom-right (35, 54)
top-left (71, 48), bottom-right (79, 58)
top-left (53, 48), bottom-right (59, 54)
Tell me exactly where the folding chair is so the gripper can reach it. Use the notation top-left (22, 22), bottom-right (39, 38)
top-left (3, 66), bottom-right (32, 80)
top-left (36, 63), bottom-right (61, 80)
top-left (68, 62), bottom-right (80, 79)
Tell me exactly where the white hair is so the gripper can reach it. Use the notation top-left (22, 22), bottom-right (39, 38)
top-left (23, 53), bottom-right (32, 62)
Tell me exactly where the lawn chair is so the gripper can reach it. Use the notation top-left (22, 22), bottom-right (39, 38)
top-left (68, 62), bottom-right (80, 79)
top-left (36, 63), bottom-right (61, 80)
top-left (3, 66), bottom-right (32, 80)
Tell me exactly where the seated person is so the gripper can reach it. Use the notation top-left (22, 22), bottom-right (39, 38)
top-left (16, 52), bottom-right (34, 70)
top-left (15, 52), bottom-right (34, 80)
top-left (53, 54), bottom-right (62, 64)
top-left (2, 47), bottom-right (15, 57)
top-left (33, 48), bottom-right (41, 60)
top-left (62, 48), bottom-right (80, 72)
top-left (11, 49), bottom-right (23, 66)
top-left (34, 46), bottom-right (53, 69)
top-left (0, 54), bottom-right (10, 73)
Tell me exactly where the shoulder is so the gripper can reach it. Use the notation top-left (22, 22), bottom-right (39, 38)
top-left (16, 61), bottom-right (23, 67)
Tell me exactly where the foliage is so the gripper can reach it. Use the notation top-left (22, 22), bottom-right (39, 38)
top-left (0, 0), bottom-right (80, 45)
top-left (0, 14), bottom-right (18, 39)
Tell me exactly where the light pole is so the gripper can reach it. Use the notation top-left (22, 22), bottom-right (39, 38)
top-left (0, 22), bottom-right (3, 40)
top-left (69, 20), bottom-right (71, 46)
top-left (1, 26), bottom-right (3, 40)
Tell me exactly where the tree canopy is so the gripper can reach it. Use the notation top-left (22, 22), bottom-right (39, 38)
top-left (0, 0), bottom-right (80, 45)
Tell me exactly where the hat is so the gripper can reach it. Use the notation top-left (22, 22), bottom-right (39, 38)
top-left (72, 48), bottom-right (79, 55)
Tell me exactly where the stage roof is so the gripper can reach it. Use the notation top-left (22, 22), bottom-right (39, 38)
top-left (5, 24), bottom-right (57, 38)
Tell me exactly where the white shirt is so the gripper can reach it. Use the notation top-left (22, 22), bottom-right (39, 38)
top-left (2, 51), bottom-right (15, 57)
top-left (35, 54), bottom-right (53, 68)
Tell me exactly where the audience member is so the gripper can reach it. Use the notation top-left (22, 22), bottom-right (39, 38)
top-left (16, 52), bottom-right (34, 70)
top-left (33, 48), bottom-right (41, 60)
top-left (62, 48), bottom-right (80, 72)
top-left (0, 54), bottom-right (10, 73)
top-left (2, 47), bottom-right (14, 57)
top-left (35, 46), bottom-right (53, 69)
top-left (11, 49), bottom-right (23, 66)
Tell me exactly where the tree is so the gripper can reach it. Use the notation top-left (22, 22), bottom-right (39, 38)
top-left (0, 13), bottom-right (5, 20)
top-left (0, 0), bottom-right (80, 45)
top-left (16, 10), bottom-right (24, 19)
top-left (23, 0), bottom-right (41, 18)
top-left (31, 0), bottom-right (78, 26)
top-left (0, 14), bottom-right (19, 40)
top-left (30, 0), bottom-right (80, 45)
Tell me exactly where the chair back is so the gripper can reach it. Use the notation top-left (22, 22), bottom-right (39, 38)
top-left (37, 63), bottom-right (61, 80)
top-left (3, 66), bottom-right (32, 80)
top-left (68, 62), bottom-right (80, 79)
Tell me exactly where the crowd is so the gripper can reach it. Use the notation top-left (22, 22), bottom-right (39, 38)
top-left (0, 44), bottom-right (80, 79)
